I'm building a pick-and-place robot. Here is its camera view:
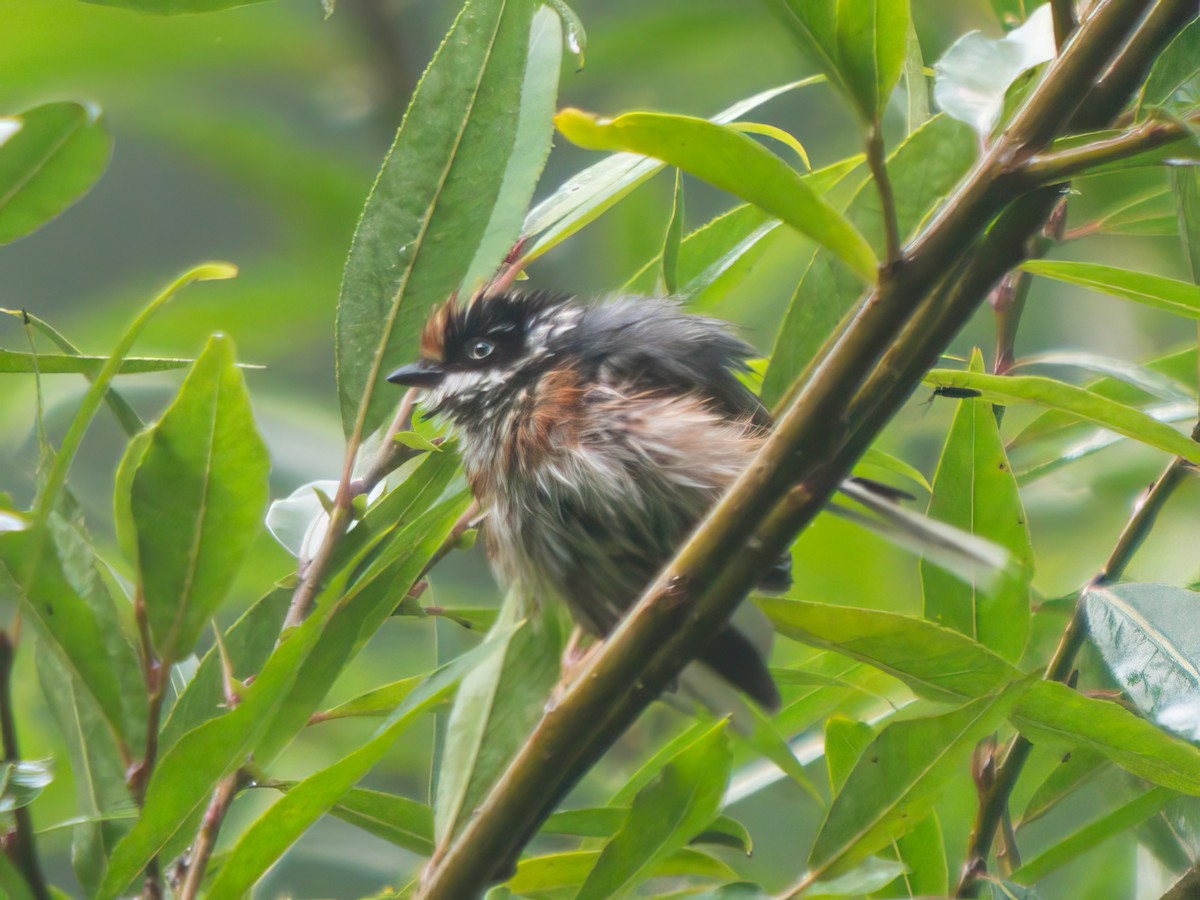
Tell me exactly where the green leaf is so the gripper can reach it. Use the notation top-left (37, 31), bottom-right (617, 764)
top-left (808, 684), bottom-right (1024, 878)
top-left (756, 597), bottom-right (1021, 703)
top-left (1011, 681), bottom-right (1200, 795)
top-left (314, 674), bottom-right (423, 722)
top-left (554, 108), bottom-right (877, 282)
top-left (802, 856), bottom-right (908, 898)
top-left (922, 368), bottom-right (1200, 465)
top-left (922, 349), bottom-right (1033, 662)
top-left (0, 309), bottom-right (143, 436)
top-left (36, 650), bottom-right (134, 895)
top-left (434, 597), bottom-right (563, 845)
top-left (1021, 260), bottom-right (1200, 319)
top-left (0, 855), bottom-right (35, 900)
top-left (523, 79), bottom-right (824, 262)
top-left (157, 587), bottom-right (290, 755)
top-left (1085, 583), bottom-right (1200, 739)
top-left (80, 0), bottom-right (273, 12)
top-left (0, 350), bottom-right (197, 375)
top-left (902, 18), bottom-right (930, 132)
top-left (99, 487), bottom-right (466, 897)
top-left (129, 334), bottom-right (270, 665)
top-left (34, 262), bottom-right (236, 527)
top-left (622, 155), bottom-right (865, 306)
top-left (660, 168), bottom-right (685, 294)
top-left (206, 646), bottom-right (490, 898)
top-left (1009, 351), bottom-right (1194, 405)
top-left (335, 0), bottom-right (558, 440)
top-left (1172, 165), bottom-right (1200, 281)
top-left (578, 721), bottom-right (732, 899)
top-left (0, 102), bottom-right (110, 244)
top-left (542, 807), bottom-right (751, 854)
top-left (765, 0), bottom-right (911, 122)
top-left (854, 448), bottom-right (932, 493)
top-left (894, 812), bottom-right (948, 897)
top-left (321, 787), bottom-right (434, 856)
top-left (825, 716), bottom-right (875, 795)
top-left (1019, 747), bottom-right (1108, 827)
top-left (508, 848), bottom-right (738, 895)
top-left (392, 431), bottom-right (442, 453)
top-left (1010, 786), bottom-right (1175, 884)
top-left (1140, 16), bottom-right (1199, 115)
top-left (762, 113), bottom-right (976, 407)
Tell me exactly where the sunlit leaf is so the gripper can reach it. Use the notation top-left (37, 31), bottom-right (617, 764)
top-left (757, 597), bottom-right (1021, 703)
top-left (0, 102), bottom-right (110, 244)
top-left (507, 848), bottom-right (738, 894)
top-left (0, 759), bottom-right (53, 812)
top-left (922, 349), bottom-right (1033, 663)
top-left (556, 108), bottom-right (877, 281)
top-left (336, 0), bottom-right (559, 440)
top-left (129, 335), bottom-right (269, 665)
top-left (1009, 351), bottom-right (1194, 405)
top-left (0, 350), bottom-right (198, 375)
top-left (81, 0), bottom-right (273, 13)
top-left (660, 168), bottom-right (685, 294)
top-left (1021, 260), bottom-right (1200, 319)
top-left (523, 79), bottom-right (823, 262)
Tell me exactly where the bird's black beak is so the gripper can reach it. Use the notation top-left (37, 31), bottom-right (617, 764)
top-left (387, 361), bottom-right (446, 389)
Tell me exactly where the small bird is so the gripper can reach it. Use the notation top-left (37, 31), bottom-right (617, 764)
top-left (388, 290), bottom-right (787, 710)
top-left (387, 291), bottom-right (1008, 713)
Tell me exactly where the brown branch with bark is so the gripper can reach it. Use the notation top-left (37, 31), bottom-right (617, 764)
top-left (416, 1), bottom-right (1198, 896)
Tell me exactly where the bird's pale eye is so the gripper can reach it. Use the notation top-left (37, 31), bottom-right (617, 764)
top-left (467, 339), bottom-right (495, 360)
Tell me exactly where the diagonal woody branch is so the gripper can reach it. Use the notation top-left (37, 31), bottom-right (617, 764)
top-left (417, 1), bottom-right (1193, 896)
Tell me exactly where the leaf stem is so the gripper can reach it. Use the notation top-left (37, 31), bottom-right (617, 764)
top-left (956, 421), bottom-right (1200, 897)
top-left (1051, 0), bottom-right (1078, 50)
top-left (1020, 114), bottom-right (1198, 186)
top-left (865, 122), bottom-right (901, 266)
top-left (0, 632), bottom-right (50, 900)
top-left (178, 770), bottom-right (245, 900)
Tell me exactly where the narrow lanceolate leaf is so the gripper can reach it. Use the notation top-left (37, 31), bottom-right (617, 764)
top-left (129, 335), bottom-right (269, 665)
top-left (1139, 16), bottom-right (1199, 116)
top-left (825, 716), bottom-right (875, 796)
top-left (36, 650), bottom-right (134, 895)
top-left (756, 597), bottom-right (1021, 703)
top-left (1171, 166), bottom-right (1200, 281)
top-left (508, 848), bottom-right (738, 895)
top-left (807, 684), bottom-right (1024, 879)
top-left (578, 721), bottom-right (732, 900)
top-left (554, 108), bottom-right (877, 281)
top-left (0, 350), bottom-right (197, 375)
top-left (80, 0), bottom-right (273, 13)
top-left (99, 488), bottom-right (465, 897)
top-left (1020, 747), bottom-right (1108, 827)
top-left (1010, 787), bottom-right (1175, 884)
top-left (1012, 681), bottom-right (1200, 795)
top-left (922, 349), bottom-right (1033, 663)
top-left (523, 78), bottom-right (823, 262)
top-left (434, 597), bottom-right (563, 846)
top-left (1085, 583), bottom-right (1200, 740)
top-left (0, 102), bottom-right (111, 244)
top-left (1021, 260), bottom-right (1200, 319)
top-left (205, 645), bottom-right (491, 898)
top-left (895, 812), bottom-right (948, 897)
top-left (765, 0), bottom-right (911, 122)
top-left (659, 168), bottom-right (685, 294)
top-left (763, 114), bottom-right (976, 407)
top-left (922, 369), bottom-right (1200, 465)
top-left (336, 0), bottom-right (559, 440)
top-left (322, 788), bottom-right (434, 856)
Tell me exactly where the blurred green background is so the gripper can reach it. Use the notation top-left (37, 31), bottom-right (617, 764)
top-left (1, 0), bottom-right (1196, 896)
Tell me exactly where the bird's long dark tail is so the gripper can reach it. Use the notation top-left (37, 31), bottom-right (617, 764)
top-left (698, 625), bottom-right (780, 712)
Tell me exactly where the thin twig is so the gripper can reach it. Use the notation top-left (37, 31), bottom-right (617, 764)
top-left (0, 632), bottom-right (50, 900)
top-left (1051, 0), bottom-right (1078, 50)
top-left (178, 769), bottom-right (246, 900)
top-left (865, 122), bottom-right (902, 266)
top-left (416, 3), bottom-right (1174, 894)
top-left (1020, 114), bottom-right (1198, 186)
top-left (128, 590), bottom-right (167, 900)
